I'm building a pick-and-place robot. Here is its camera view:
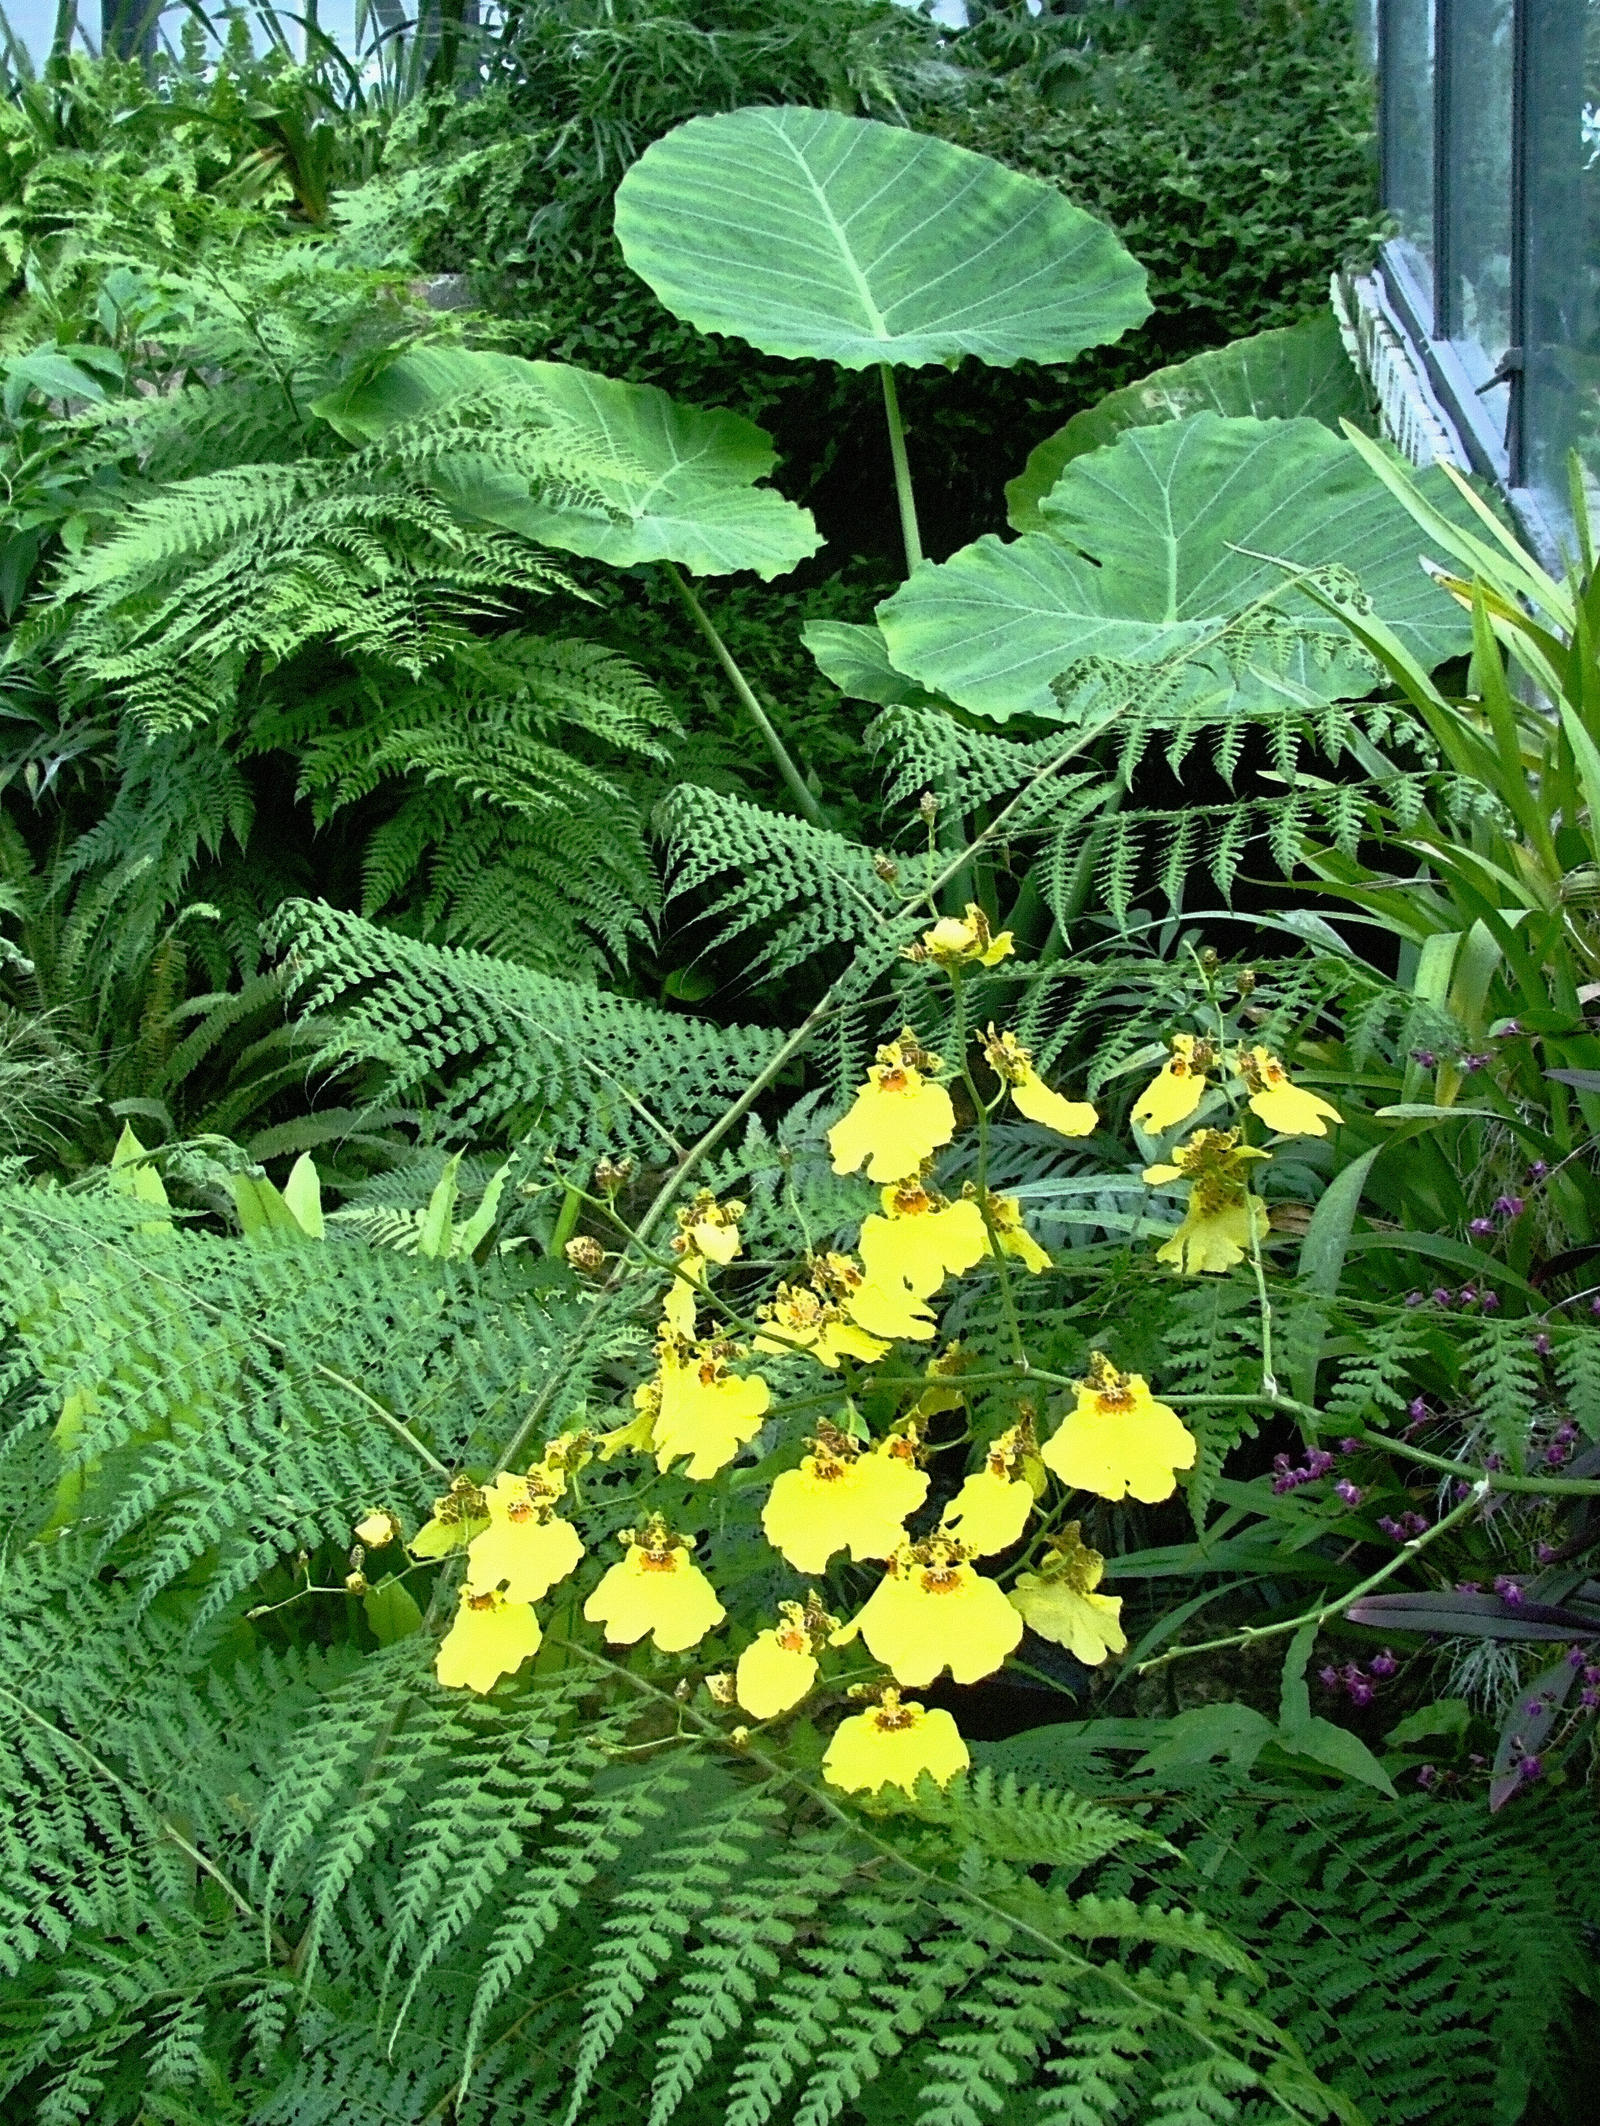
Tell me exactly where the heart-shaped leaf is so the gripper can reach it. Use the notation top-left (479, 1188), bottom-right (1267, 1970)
top-left (316, 348), bottom-right (821, 581)
top-left (613, 105), bottom-right (1150, 370)
top-left (878, 413), bottom-right (1474, 723)
top-left (1007, 311), bottom-right (1374, 533)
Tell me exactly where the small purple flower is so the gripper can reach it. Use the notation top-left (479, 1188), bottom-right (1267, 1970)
top-left (1416, 1764), bottom-right (1438, 1790)
top-left (1583, 1663), bottom-right (1600, 1684)
top-left (1535, 1542), bottom-right (1560, 1565)
top-left (1407, 1397), bottom-right (1428, 1423)
top-left (1494, 1195), bottom-right (1524, 1219)
top-left (1347, 1679), bottom-right (1375, 1707)
top-left (1518, 1753), bottom-right (1543, 1782)
top-left (1335, 1478), bottom-right (1364, 1507)
top-left (1555, 1422), bottom-right (1577, 1445)
top-left (1524, 1699), bottom-right (1546, 1718)
top-left (1370, 1649), bottom-right (1398, 1678)
top-left (1431, 1287), bottom-right (1454, 1308)
top-left (1546, 1443), bottom-right (1569, 1467)
top-left (1461, 1051), bottom-right (1492, 1072)
top-left (1499, 1021), bottom-right (1523, 1038)
top-left (1454, 1479), bottom-right (1473, 1500)
top-left (1318, 1665), bottom-right (1342, 1690)
top-left (1378, 1516), bottom-right (1405, 1540)
top-left (1583, 1688), bottom-right (1600, 1711)
top-left (1529, 1159), bottom-right (1549, 1181)
top-left (1482, 1291), bottom-right (1501, 1311)
top-left (1567, 1646), bottom-right (1587, 1669)
top-left (1533, 1333), bottom-right (1553, 1356)
top-left (1306, 1448), bottom-right (1335, 1479)
top-left (1469, 1217), bottom-right (1496, 1239)
top-left (1485, 1453), bottom-right (1505, 1472)
top-left (1456, 1579), bottom-right (1482, 1593)
top-left (1459, 1285), bottom-right (1479, 1305)
top-left (1494, 1576), bottom-right (1524, 1606)
top-left (1404, 1290), bottom-right (1426, 1308)
top-left (1339, 1437), bottom-right (1361, 1455)
top-left (1411, 1049), bottom-right (1438, 1068)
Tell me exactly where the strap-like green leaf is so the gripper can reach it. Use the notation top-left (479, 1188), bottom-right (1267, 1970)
top-left (613, 105), bottom-right (1149, 370)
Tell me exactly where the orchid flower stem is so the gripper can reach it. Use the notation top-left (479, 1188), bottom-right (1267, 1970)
top-left (665, 563), bottom-right (826, 829)
top-left (952, 973), bottom-right (1027, 1369)
top-left (1135, 1478), bottom-right (1490, 1676)
top-left (879, 363), bottom-right (922, 575)
top-left (1352, 1424), bottom-right (1600, 1497)
top-left (1246, 1200), bottom-right (1278, 1399)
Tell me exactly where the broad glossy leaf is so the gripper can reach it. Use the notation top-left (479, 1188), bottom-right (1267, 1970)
top-left (800, 618), bottom-right (946, 708)
top-left (613, 105), bottom-right (1150, 370)
top-left (317, 348), bottom-right (821, 580)
top-left (1007, 312), bottom-right (1373, 532)
top-left (878, 413), bottom-right (1474, 723)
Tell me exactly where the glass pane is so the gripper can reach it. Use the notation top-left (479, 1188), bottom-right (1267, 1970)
top-left (1521, 0), bottom-right (1600, 515)
top-left (1443, 0), bottom-right (1514, 371)
top-left (1382, 0), bottom-right (1436, 299)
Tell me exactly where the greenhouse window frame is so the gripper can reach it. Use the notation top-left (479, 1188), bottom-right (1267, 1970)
top-left (1373, 0), bottom-right (1573, 566)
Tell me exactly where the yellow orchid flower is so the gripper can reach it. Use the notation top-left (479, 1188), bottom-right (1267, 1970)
top-left (1143, 1126), bottom-right (1271, 1276)
top-left (595, 1382), bottom-right (658, 1462)
top-left (858, 1178), bottom-right (988, 1299)
top-left (408, 1475), bottom-right (489, 1559)
top-left (760, 1422), bottom-right (929, 1574)
top-left (755, 1280), bottom-right (889, 1369)
top-left (651, 1336), bottom-right (771, 1480)
top-left (838, 1535), bottom-right (1023, 1687)
top-left (1236, 1046), bottom-right (1343, 1138)
top-left (797, 1249), bottom-right (938, 1352)
top-left (939, 1421), bottom-right (1041, 1556)
top-left (662, 1275), bottom-right (698, 1338)
top-left (983, 1026), bottom-right (1096, 1139)
top-left (822, 1687), bottom-right (969, 1795)
top-left (582, 1514), bottom-right (726, 1654)
top-left (908, 902), bottom-right (1015, 969)
top-left (661, 1190), bottom-right (745, 1335)
top-left (1130, 1034), bottom-right (1215, 1134)
top-left (912, 1341), bottom-right (970, 1420)
top-left (436, 1586), bottom-right (541, 1693)
top-left (1040, 1353), bottom-right (1196, 1503)
top-left (734, 1592), bottom-right (837, 1721)
top-left (827, 1030), bottom-right (956, 1183)
top-left (465, 1472), bottom-right (585, 1604)
top-left (1009, 1523), bottom-right (1126, 1665)
top-left (675, 1189), bottom-right (746, 1266)
top-left (353, 1509), bottom-right (399, 1551)
top-left (965, 1184), bottom-right (1050, 1273)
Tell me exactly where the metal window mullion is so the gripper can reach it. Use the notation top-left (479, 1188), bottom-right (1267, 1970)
top-left (1508, 0), bottom-right (1531, 484)
top-left (1434, 0), bottom-right (1455, 339)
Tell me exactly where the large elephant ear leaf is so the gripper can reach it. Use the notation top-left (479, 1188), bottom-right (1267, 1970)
top-left (1006, 312), bottom-right (1375, 533)
top-left (877, 413), bottom-right (1474, 723)
top-left (316, 348), bottom-right (822, 581)
top-left (800, 619), bottom-right (948, 709)
top-left (612, 105), bottom-right (1150, 370)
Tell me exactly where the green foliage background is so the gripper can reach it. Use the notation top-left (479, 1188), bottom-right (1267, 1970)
top-left (4, 5), bottom-right (1599, 2125)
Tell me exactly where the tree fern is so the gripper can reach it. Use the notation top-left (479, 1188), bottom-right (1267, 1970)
top-left (272, 897), bottom-right (786, 1157)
